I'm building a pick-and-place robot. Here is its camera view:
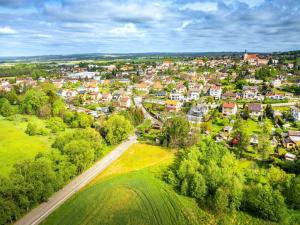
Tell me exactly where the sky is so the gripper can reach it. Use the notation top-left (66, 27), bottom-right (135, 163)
top-left (0, 0), bottom-right (300, 56)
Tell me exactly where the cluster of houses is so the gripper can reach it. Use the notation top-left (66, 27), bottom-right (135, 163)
top-left (0, 53), bottom-right (299, 159)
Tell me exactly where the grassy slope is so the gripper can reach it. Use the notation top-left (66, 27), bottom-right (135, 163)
top-left (43, 143), bottom-right (276, 225)
top-left (0, 115), bottom-right (53, 176)
top-left (43, 144), bottom-right (211, 225)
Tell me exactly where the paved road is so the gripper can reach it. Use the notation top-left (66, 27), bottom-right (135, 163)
top-left (15, 135), bottom-right (137, 225)
top-left (133, 96), bottom-right (162, 125)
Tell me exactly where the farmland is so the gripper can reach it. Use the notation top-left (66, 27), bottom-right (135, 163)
top-left (43, 144), bottom-right (210, 225)
top-left (0, 115), bottom-right (53, 176)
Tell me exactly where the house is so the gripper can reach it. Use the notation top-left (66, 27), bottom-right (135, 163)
top-left (187, 104), bottom-right (209, 123)
top-left (187, 90), bottom-right (200, 101)
top-left (119, 96), bottom-right (131, 108)
top-left (165, 100), bottom-right (182, 112)
top-left (135, 82), bottom-right (148, 92)
top-left (222, 92), bottom-right (239, 100)
top-left (112, 93), bottom-right (121, 101)
top-left (170, 92), bottom-right (185, 101)
top-left (224, 126), bottom-right (233, 133)
top-left (101, 93), bottom-right (112, 102)
top-left (222, 102), bottom-right (238, 116)
top-left (69, 72), bottom-right (97, 79)
top-left (16, 77), bottom-right (37, 87)
top-left (284, 153), bottom-right (297, 161)
top-left (58, 89), bottom-right (78, 98)
top-left (175, 83), bottom-right (187, 94)
top-left (250, 134), bottom-right (259, 145)
top-left (271, 79), bottom-right (282, 88)
top-left (242, 86), bottom-right (259, 99)
top-left (284, 131), bottom-right (300, 149)
top-left (291, 106), bottom-right (300, 121)
top-left (209, 85), bottom-right (222, 98)
top-left (248, 103), bottom-right (263, 117)
top-left (89, 92), bottom-right (102, 101)
top-left (96, 107), bottom-right (110, 114)
top-left (152, 81), bottom-right (163, 91)
top-left (84, 81), bottom-right (99, 93)
top-left (266, 93), bottom-right (286, 100)
top-left (155, 91), bottom-right (167, 98)
top-left (52, 79), bottom-right (64, 88)
top-left (0, 80), bottom-right (12, 92)
top-left (244, 53), bottom-right (258, 65)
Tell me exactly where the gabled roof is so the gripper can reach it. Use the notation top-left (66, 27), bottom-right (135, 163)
top-left (223, 102), bottom-right (236, 108)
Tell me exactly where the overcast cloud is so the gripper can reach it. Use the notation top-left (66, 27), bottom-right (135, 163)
top-left (0, 0), bottom-right (299, 56)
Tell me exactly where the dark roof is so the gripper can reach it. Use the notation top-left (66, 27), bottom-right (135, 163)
top-left (248, 103), bottom-right (262, 112)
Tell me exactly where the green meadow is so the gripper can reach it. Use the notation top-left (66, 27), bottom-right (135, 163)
top-left (0, 115), bottom-right (53, 176)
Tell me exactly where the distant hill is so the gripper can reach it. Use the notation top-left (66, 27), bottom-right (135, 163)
top-left (0, 52), bottom-right (244, 63)
top-left (1, 50), bottom-right (299, 63)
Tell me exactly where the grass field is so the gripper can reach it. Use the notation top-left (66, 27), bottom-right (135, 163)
top-left (43, 143), bottom-right (276, 225)
top-left (43, 144), bottom-right (212, 225)
top-left (0, 115), bottom-right (53, 176)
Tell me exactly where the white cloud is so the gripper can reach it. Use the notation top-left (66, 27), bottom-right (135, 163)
top-left (238, 0), bottom-right (265, 8)
top-left (34, 34), bottom-right (53, 38)
top-left (180, 2), bottom-right (218, 12)
top-left (0, 26), bottom-right (17, 34)
top-left (109, 23), bottom-right (144, 37)
top-left (176, 20), bottom-right (193, 31)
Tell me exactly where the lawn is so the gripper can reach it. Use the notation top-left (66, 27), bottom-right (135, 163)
top-left (0, 115), bottom-right (53, 176)
top-left (43, 143), bottom-right (276, 225)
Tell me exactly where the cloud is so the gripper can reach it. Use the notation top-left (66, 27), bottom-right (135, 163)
top-left (0, 26), bottom-right (17, 34)
top-left (109, 23), bottom-right (144, 37)
top-left (180, 1), bottom-right (218, 12)
top-left (0, 0), bottom-right (300, 56)
top-left (33, 34), bottom-right (52, 38)
top-left (176, 20), bottom-right (193, 31)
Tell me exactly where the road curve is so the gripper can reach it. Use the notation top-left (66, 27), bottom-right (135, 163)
top-left (15, 135), bottom-right (137, 225)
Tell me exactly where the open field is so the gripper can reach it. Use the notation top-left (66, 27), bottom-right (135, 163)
top-left (43, 143), bottom-right (277, 225)
top-left (0, 115), bottom-right (53, 176)
top-left (43, 144), bottom-right (210, 225)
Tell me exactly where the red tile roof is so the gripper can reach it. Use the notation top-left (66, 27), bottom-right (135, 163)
top-left (223, 102), bottom-right (236, 108)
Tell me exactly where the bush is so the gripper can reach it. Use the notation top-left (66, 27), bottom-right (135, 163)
top-left (25, 122), bottom-right (48, 136)
top-left (0, 98), bottom-right (15, 117)
top-left (46, 117), bottom-right (66, 133)
top-left (242, 184), bottom-right (286, 222)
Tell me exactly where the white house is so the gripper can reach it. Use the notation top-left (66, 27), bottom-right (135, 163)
top-left (188, 90), bottom-right (200, 101)
top-left (291, 106), bottom-right (300, 121)
top-left (170, 92), bottom-right (185, 101)
top-left (222, 102), bottom-right (238, 116)
top-left (271, 79), bottom-right (282, 88)
top-left (209, 85), bottom-right (222, 98)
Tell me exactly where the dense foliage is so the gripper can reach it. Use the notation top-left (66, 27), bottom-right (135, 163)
top-left (165, 137), bottom-right (300, 223)
top-left (101, 114), bottom-right (134, 145)
top-left (165, 139), bottom-right (244, 214)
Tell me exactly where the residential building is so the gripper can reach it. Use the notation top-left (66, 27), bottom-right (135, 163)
top-left (165, 100), bottom-right (182, 111)
top-left (248, 103), bottom-right (263, 117)
top-left (187, 104), bottom-right (209, 123)
top-left (209, 85), bottom-right (222, 98)
top-left (119, 96), bottom-right (131, 108)
top-left (284, 131), bottom-right (300, 149)
top-left (170, 92), bottom-right (185, 101)
top-left (291, 106), bottom-right (300, 121)
top-left (222, 102), bottom-right (238, 116)
top-left (242, 86), bottom-right (259, 99)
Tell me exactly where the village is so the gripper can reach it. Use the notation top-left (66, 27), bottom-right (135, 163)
top-left (1, 52), bottom-right (300, 164)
